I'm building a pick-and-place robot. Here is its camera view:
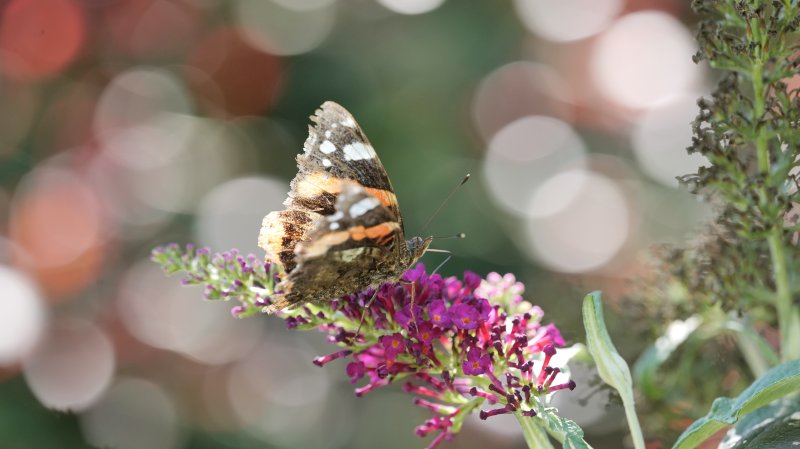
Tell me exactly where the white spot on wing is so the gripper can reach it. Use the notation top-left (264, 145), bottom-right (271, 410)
top-left (320, 140), bottom-right (336, 154)
top-left (328, 211), bottom-right (344, 221)
top-left (329, 222), bottom-right (340, 230)
top-left (339, 248), bottom-right (365, 262)
top-left (342, 117), bottom-right (355, 128)
top-left (349, 196), bottom-right (380, 217)
top-left (324, 130), bottom-right (332, 138)
top-left (322, 158), bottom-right (332, 167)
top-left (343, 142), bottom-right (374, 161)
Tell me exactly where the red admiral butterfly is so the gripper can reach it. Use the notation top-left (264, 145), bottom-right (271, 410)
top-left (259, 102), bottom-right (431, 313)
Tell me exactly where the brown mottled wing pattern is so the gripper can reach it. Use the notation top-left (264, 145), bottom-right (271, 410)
top-left (258, 101), bottom-right (408, 313)
top-left (264, 183), bottom-right (406, 313)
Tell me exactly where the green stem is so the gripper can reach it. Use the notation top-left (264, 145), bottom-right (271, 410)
top-left (752, 62), bottom-right (769, 174)
top-left (516, 414), bottom-right (556, 449)
top-left (751, 62), bottom-right (800, 361)
top-left (768, 232), bottom-right (800, 361)
top-left (622, 393), bottom-right (647, 449)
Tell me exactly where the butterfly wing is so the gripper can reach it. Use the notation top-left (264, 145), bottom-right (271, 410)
top-left (264, 182), bottom-right (406, 313)
top-left (259, 101), bottom-right (402, 273)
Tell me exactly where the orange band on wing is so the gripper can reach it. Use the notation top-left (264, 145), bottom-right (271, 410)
top-left (350, 223), bottom-right (400, 244)
top-left (300, 222), bottom-right (400, 258)
top-left (295, 172), bottom-right (344, 198)
top-left (364, 187), bottom-right (397, 208)
top-left (296, 172), bottom-right (397, 209)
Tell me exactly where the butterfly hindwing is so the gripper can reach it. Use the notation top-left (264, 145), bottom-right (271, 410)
top-left (264, 182), bottom-right (405, 313)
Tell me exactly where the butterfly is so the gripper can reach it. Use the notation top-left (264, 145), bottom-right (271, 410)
top-left (259, 101), bottom-right (432, 313)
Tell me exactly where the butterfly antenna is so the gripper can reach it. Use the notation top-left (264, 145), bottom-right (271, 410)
top-left (431, 233), bottom-right (466, 240)
top-left (421, 174), bottom-right (470, 232)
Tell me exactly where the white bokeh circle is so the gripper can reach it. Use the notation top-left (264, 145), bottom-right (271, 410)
top-left (632, 95), bottom-right (710, 187)
top-left (483, 116), bottom-right (587, 217)
top-left (376, 0), bottom-right (446, 15)
top-left (194, 176), bottom-right (287, 255)
top-left (591, 11), bottom-right (702, 109)
top-left (524, 169), bottom-right (630, 273)
top-left (0, 266), bottom-right (46, 366)
top-left (23, 318), bottom-right (115, 411)
top-left (235, 0), bottom-right (336, 56)
top-left (513, 0), bottom-right (623, 42)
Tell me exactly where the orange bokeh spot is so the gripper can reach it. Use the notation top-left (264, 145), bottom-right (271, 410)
top-left (0, 0), bottom-right (85, 80)
top-left (185, 27), bottom-right (282, 117)
top-left (10, 171), bottom-right (109, 301)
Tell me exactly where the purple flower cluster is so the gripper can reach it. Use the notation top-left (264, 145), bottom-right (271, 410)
top-left (301, 265), bottom-right (575, 448)
top-left (151, 244), bottom-right (276, 318)
top-left (152, 245), bottom-right (575, 449)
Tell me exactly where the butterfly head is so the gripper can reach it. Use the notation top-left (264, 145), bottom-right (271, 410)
top-left (406, 235), bottom-right (433, 265)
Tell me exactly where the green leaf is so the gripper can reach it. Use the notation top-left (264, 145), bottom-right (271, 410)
top-left (726, 411), bottom-right (800, 449)
top-left (721, 398), bottom-right (800, 449)
top-left (671, 359), bottom-right (800, 449)
top-left (582, 291), bottom-right (645, 449)
top-left (536, 410), bottom-right (593, 449)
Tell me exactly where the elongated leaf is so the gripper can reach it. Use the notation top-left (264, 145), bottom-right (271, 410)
top-left (671, 359), bottom-right (800, 449)
top-left (537, 410), bottom-right (593, 449)
top-left (582, 291), bottom-right (646, 449)
top-left (719, 399), bottom-right (800, 449)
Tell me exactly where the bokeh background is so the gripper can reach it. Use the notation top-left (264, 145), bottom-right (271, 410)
top-left (0, 1), bottom-right (713, 448)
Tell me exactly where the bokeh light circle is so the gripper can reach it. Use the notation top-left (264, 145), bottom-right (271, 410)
top-left (472, 61), bottom-right (574, 142)
top-left (10, 166), bottom-right (108, 298)
top-left (376, 0), bottom-right (446, 15)
top-left (89, 115), bottom-right (255, 237)
top-left (632, 95), bottom-right (710, 187)
top-left (95, 67), bottom-right (193, 166)
top-left (23, 318), bottom-right (115, 411)
top-left (235, 0), bottom-right (336, 56)
top-left (524, 169), bottom-right (630, 272)
top-left (227, 342), bottom-right (337, 447)
top-left (100, 112), bottom-right (197, 171)
top-left (11, 167), bottom-right (104, 268)
top-left (483, 116), bottom-right (587, 217)
top-left (0, 0), bottom-right (85, 80)
top-left (513, 0), bottom-right (623, 42)
top-left (81, 378), bottom-right (182, 449)
top-left (117, 259), bottom-right (263, 364)
top-left (0, 266), bottom-right (46, 366)
top-left (590, 11), bottom-right (702, 109)
top-left (195, 176), bottom-right (288, 255)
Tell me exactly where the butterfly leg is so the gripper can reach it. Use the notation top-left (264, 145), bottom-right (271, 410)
top-left (355, 287), bottom-right (381, 336)
top-left (431, 253), bottom-right (452, 276)
top-left (399, 279), bottom-right (418, 333)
